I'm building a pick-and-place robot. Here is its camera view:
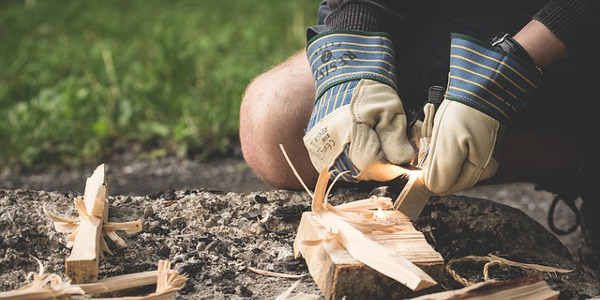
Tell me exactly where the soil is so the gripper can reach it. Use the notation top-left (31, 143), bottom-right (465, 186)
top-left (1, 156), bottom-right (598, 299)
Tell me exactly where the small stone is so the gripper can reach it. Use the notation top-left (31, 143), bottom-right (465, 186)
top-left (235, 285), bottom-right (253, 297)
top-left (143, 206), bottom-right (154, 218)
top-left (164, 189), bottom-right (177, 200)
top-left (205, 239), bottom-right (222, 253)
top-left (241, 209), bottom-right (261, 220)
top-left (220, 285), bottom-right (235, 294)
top-left (170, 216), bottom-right (186, 225)
top-left (253, 194), bottom-right (268, 204)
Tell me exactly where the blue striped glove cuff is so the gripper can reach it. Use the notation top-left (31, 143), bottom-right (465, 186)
top-left (447, 33), bottom-right (542, 124)
top-left (307, 31), bottom-right (397, 100)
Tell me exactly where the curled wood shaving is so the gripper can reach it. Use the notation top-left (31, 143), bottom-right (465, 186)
top-left (44, 203), bottom-right (142, 254)
top-left (335, 196), bottom-right (393, 211)
top-left (153, 260), bottom-right (188, 296)
top-left (247, 266), bottom-right (307, 279)
top-left (279, 144), bottom-right (314, 198)
top-left (0, 257), bottom-right (84, 300)
top-left (259, 211), bottom-right (271, 224)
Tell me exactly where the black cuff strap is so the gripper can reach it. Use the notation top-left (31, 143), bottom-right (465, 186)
top-left (490, 32), bottom-right (543, 75)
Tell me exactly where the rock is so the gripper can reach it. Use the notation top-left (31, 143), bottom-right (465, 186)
top-left (143, 206), bottom-right (154, 218)
top-left (235, 284), bottom-right (253, 297)
top-left (254, 194), bottom-right (268, 204)
top-left (205, 239), bottom-right (222, 253)
top-left (241, 209), bottom-right (261, 220)
top-left (169, 216), bottom-right (186, 226)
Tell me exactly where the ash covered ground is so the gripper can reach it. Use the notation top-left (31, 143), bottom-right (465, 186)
top-left (1, 157), bottom-right (599, 298)
top-left (1, 186), bottom-right (599, 299)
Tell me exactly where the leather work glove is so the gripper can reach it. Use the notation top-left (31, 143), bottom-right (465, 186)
top-left (303, 31), bottom-right (414, 182)
top-left (423, 33), bottom-right (542, 195)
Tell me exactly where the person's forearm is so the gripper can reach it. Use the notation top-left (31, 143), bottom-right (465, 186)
top-left (513, 20), bottom-right (569, 68)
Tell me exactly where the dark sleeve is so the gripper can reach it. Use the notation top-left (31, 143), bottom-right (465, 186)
top-left (324, 0), bottom-right (406, 32)
top-left (533, 0), bottom-right (600, 55)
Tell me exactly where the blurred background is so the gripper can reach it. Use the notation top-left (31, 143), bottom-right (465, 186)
top-left (0, 0), bottom-right (316, 175)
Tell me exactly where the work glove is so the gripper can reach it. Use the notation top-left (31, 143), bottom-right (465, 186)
top-left (423, 33), bottom-right (542, 195)
top-left (303, 31), bottom-right (414, 182)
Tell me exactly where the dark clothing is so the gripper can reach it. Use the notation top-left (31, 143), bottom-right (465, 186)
top-left (534, 0), bottom-right (600, 56)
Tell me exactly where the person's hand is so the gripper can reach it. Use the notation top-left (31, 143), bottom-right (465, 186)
top-left (303, 31), bottom-right (414, 182)
top-left (423, 33), bottom-right (542, 195)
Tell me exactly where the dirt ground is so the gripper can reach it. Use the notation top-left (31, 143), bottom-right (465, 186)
top-left (0, 156), bottom-right (586, 258)
top-left (1, 156), bottom-right (598, 299)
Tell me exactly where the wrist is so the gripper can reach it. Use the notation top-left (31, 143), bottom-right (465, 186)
top-left (512, 20), bottom-right (569, 68)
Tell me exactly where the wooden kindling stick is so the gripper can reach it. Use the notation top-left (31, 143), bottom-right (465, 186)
top-left (44, 164), bottom-right (143, 284)
top-left (76, 260), bottom-right (188, 300)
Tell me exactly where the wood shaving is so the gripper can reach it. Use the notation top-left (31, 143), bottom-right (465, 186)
top-left (0, 257), bottom-right (84, 300)
top-left (247, 266), bottom-right (307, 279)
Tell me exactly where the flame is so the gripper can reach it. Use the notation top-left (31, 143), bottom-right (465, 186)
top-left (375, 207), bottom-right (386, 220)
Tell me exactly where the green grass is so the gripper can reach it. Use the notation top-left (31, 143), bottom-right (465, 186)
top-left (0, 0), bottom-right (317, 171)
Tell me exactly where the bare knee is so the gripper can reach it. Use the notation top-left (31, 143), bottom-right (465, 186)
top-left (240, 51), bottom-right (318, 190)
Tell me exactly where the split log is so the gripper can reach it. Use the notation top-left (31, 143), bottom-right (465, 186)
top-left (408, 277), bottom-right (559, 300)
top-left (294, 210), bottom-right (444, 299)
top-left (65, 164), bottom-right (109, 283)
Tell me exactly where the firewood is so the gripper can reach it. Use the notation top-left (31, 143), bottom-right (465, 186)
top-left (279, 145), bottom-right (442, 298)
top-left (65, 163), bottom-right (109, 283)
top-left (44, 164), bottom-right (143, 284)
top-left (408, 277), bottom-right (559, 300)
top-left (293, 168), bottom-right (443, 299)
top-left (294, 210), bottom-right (444, 299)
